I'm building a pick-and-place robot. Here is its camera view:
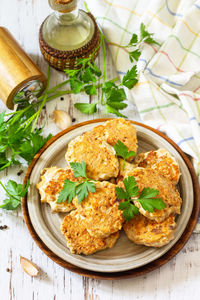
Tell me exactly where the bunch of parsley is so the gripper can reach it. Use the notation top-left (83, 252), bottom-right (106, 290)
top-left (0, 110), bottom-right (52, 171)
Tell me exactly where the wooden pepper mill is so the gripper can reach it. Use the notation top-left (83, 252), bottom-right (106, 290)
top-left (0, 27), bottom-right (47, 109)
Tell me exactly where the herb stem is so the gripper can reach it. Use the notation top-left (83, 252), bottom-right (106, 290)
top-left (31, 66), bottom-right (51, 131)
top-left (0, 181), bottom-right (8, 194)
top-left (47, 79), bottom-right (70, 94)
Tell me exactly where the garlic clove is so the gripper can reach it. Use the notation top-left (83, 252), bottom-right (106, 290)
top-left (20, 256), bottom-right (40, 277)
top-left (53, 110), bottom-right (72, 130)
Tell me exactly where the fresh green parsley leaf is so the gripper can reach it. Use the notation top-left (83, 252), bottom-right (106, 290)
top-left (129, 49), bottom-right (141, 62)
top-left (116, 177), bottom-right (138, 201)
top-left (6, 179), bottom-right (30, 198)
top-left (70, 161), bottom-right (87, 178)
top-left (116, 186), bottom-right (129, 200)
top-left (129, 33), bottom-right (138, 45)
top-left (116, 176), bottom-right (166, 221)
top-left (105, 105), bottom-right (127, 118)
top-left (106, 102), bottom-right (127, 110)
top-left (0, 111), bottom-right (52, 171)
top-left (57, 179), bottom-right (77, 204)
top-left (139, 187), bottom-right (159, 199)
top-left (113, 140), bottom-right (136, 161)
top-left (140, 23), bottom-right (159, 45)
top-left (69, 79), bottom-right (84, 94)
top-left (0, 111), bottom-right (6, 132)
top-left (123, 176), bottom-right (139, 198)
top-left (0, 180), bottom-right (30, 210)
top-left (76, 181), bottom-right (96, 204)
top-left (57, 161), bottom-right (96, 204)
top-left (0, 152), bottom-right (9, 170)
top-left (88, 62), bottom-right (102, 77)
top-left (116, 176), bottom-right (140, 221)
top-left (19, 131), bottom-right (52, 164)
top-left (104, 85), bottom-right (126, 103)
top-left (80, 68), bottom-right (97, 83)
top-left (137, 188), bottom-right (166, 212)
top-left (84, 84), bottom-right (97, 95)
top-left (64, 69), bottom-right (80, 77)
top-left (119, 201), bottom-right (139, 221)
top-left (74, 103), bottom-right (97, 115)
top-left (122, 65), bottom-right (138, 89)
top-left (102, 81), bottom-right (128, 117)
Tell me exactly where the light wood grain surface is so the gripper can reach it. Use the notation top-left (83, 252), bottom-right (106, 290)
top-left (0, 1), bottom-right (200, 299)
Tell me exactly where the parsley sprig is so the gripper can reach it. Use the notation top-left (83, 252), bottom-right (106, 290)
top-left (0, 180), bottom-right (30, 210)
top-left (64, 22), bottom-right (158, 118)
top-left (117, 176), bottom-right (166, 221)
top-left (0, 111), bottom-right (52, 171)
top-left (57, 161), bottom-right (96, 204)
top-left (113, 140), bottom-right (136, 161)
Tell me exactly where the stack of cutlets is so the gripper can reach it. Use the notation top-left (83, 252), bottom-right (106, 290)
top-left (119, 149), bottom-right (181, 247)
top-left (37, 119), bottom-right (182, 255)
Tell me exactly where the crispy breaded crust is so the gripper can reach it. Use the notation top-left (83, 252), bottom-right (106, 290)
top-left (118, 158), bottom-right (135, 181)
top-left (65, 134), bottom-right (119, 181)
top-left (123, 214), bottom-right (176, 247)
top-left (60, 211), bottom-right (119, 255)
top-left (88, 118), bottom-right (138, 160)
top-left (36, 167), bottom-right (78, 213)
top-left (133, 149), bottom-right (180, 184)
top-left (118, 167), bottom-right (182, 223)
top-left (74, 181), bottom-right (124, 238)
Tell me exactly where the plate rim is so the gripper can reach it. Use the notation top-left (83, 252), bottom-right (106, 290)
top-left (22, 118), bottom-right (200, 280)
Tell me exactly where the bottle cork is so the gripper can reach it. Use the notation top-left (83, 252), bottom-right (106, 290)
top-left (0, 27), bottom-right (46, 109)
top-left (49, 0), bottom-right (77, 13)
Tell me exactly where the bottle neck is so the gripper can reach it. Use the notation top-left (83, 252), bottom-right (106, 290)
top-left (49, 0), bottom-right (78, 13)
top-left (55, 6), bottom-right (79, 25)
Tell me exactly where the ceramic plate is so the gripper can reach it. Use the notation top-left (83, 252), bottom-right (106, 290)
top-left (24, 120), bottom-right (194, 273)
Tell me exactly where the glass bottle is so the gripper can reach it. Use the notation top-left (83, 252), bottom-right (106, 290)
top-left (42, 0), bottom-right (95, 51)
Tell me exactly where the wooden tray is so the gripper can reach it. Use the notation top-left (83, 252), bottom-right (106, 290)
top-left (22, 119), bottom-right (200, 280)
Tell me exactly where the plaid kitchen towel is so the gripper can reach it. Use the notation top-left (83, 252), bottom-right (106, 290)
top-left (87, 0), bottom-right (200, 231)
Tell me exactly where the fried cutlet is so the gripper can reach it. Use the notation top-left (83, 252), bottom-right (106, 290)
top-left (87, 118), bottom-right (138, 160)
top-left (118, 167), bottom-right (182, 223)
top-left (123, 214), bottom-right (177, 247)
top-left (36, 167), bottom-right (78, 213)
top-left (65, 134), bottom-right (119, 181)
top-left (133, 149), bottom-right (180, 184)
top-left (73, 181), bottom-right (124, 238)
top-left (60, 210), bottom-right (119, 255)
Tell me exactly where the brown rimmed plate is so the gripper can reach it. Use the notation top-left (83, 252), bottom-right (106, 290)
top-left (22, 119), bottom-right (200, 279)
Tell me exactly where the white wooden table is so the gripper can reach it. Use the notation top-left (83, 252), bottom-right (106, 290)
top-left (0, 1), bottom-right (200, 299)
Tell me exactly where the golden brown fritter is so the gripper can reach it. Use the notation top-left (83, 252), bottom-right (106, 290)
top-left (123, 214), bottom-right (176, 247)
top-left (65, 134), bottom-right (119, 181)
top-left (133, 149), bottom-right (180, 184)
top-left (36, 167), bottom-right (78, 213)
top-left (118, 167), bottom-right (182, 223)
top-left (60, 210), bottom-right (119, 255)
top-left (74, 181), bottom-right (124, 238)
top-left (118, 159), bottom-right (136, 181)
top-left (88, 118), bottom-right (138, 160)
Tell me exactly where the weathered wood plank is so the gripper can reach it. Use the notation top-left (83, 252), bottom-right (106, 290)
top-left (0, 0), bottom-right (200, 300)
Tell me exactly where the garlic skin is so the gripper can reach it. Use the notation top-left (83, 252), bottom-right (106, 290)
top-left (53, 110), bottom-right (72, 130)
top-left (20, 256), bottom-right (40, 277)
